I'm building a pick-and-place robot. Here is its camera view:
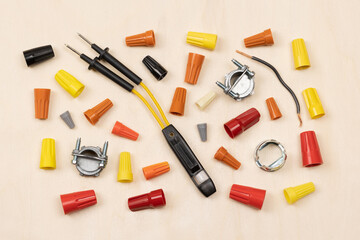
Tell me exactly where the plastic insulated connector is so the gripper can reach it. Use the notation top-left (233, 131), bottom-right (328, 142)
top-left (128, 189), bottom-right (166, 211)
top-left (142, 55), bottom-right (168, 80)
top-left (60, 190), bottom-right (97, 214)
top-left (300, 131), bottom-right (323, 167)
top-left (169, 87), bottom-right (187, 116)
top-left (23, 45), bottom-right (54, 66)
top-left (84, 98), bottom-right (113, 125)
top-left (224, 108), bottom-right (260, 138)
top-left (34, 88), bottom-right (51, 120)
top-left (230, 184), bottom-right (266, 210)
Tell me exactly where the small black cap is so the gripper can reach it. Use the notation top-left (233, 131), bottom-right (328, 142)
top-left (142, 55), bottom-right (168, 80)
top-left (23, 45), bottom-right (55, 66)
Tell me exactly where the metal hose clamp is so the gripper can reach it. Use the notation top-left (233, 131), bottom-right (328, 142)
top-left (254, 139), bottom-right (286, 172)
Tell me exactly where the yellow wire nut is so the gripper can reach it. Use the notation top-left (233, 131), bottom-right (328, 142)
top-left (140, 82), bottom-right (170, 126)
top-left (40, 138), bottom-right (56, 169)
top-left (132, 89), bottom-right (165, 129)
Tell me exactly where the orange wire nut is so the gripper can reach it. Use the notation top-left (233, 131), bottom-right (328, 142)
top-left (184, 53), bottom-right (205, 85)
top-left (169, 87), bottom-right (187, 116)
top-left (214, 146), bottom-right (241, 169)
top-left (125, 30), bottom-right (155, 47)
top-left (266, 97), bottom-right (282, 120)
top-left (112, 121), bottom-right (139, 141)
top-left (142, 162), bottom-right (170, 180)
top-left (244, 29), bottom-right (274, 48)
top-left (34, 88), bottom-right (51, 119)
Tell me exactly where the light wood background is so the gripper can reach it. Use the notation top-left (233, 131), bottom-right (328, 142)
top-left (1, 0), bottom-right (359, 239)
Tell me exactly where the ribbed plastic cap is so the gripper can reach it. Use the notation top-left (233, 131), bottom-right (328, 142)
top-left (34, 88), bottom-right (51, 120)
top-left (60, 111), bottom-right (75, 129)
top-left (186, 32), bottom-right (217, 50)
top-left (142, 162), bottom-right (170, 180)
top-left (142, 55), bottom-right (167, 80)
top-left (224, 108), bottom-right (260, 138)
top-left (169, 87), bottom-right (187, 116)
top-left (300, 131), bottom-right (323, 167)
top-left (125, 30), bottom-right (155, 47)
top-left (40, 138), bottom-right (56, 169)
top-left (128, 189), bottom-right (166, 211)
top-left (284, 182), bottom-right (315, 204)
top-left (244, 29), bottom-right (274, 48)
top-left (292, 38), bottom-right (310, 70)
top-left (302, 88), bottom-right (325, 119)
top-left (84, 99), bottom-right (113, 125)
top-left (184, 53), bottom-right (205, 85)
top-left (230, 184), bottom-right (266, 209)
top-left (60, 190), bottom-right (97, 214)
top-left (197, 123), bottom-right (207, 142)
top-left (214, 146), bottom-right (241, 169)
top-left (23, 45), bottom-right (54, 66)
top-left (55, 70), bottom-right (84, 98)
top-left (117, 152), bottom-right (133, 182)
top-left (266, 97), bottom-right (282, 120)
top-left (112, 121), bottom-right (139, 141)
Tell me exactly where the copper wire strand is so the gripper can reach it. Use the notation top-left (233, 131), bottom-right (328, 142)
top-left (236, 50), bottom-right (302, 126)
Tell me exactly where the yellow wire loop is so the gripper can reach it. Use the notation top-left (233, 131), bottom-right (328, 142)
top-left (132, 89), bottom-right (165, 129)
top-left (140, 82), bottom-right (170, 126)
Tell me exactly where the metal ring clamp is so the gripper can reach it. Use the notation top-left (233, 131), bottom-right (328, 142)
top-left (254, 139), bottom-right (287, 172)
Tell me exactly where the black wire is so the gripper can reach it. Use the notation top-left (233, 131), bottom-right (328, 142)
top-left (251, 56), bottom-right (300, 114)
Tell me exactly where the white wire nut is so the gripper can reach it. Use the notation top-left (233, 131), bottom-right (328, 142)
top-left (195, 91), bottom-right (217, 110)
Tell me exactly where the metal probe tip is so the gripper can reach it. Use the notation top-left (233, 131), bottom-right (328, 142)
top-left (77, 33), bottom-right (93, 45)
top-left (65, 44), bottom-right (81, 56)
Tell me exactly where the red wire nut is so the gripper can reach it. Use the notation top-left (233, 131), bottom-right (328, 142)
top-left (224, 108), bottom-right (260, 138)
top-left (128, 189), bottom-right (166, 211)
top-left (229, 184), bottom-right (266, 210)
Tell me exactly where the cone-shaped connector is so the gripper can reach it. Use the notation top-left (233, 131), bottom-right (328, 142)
top-left (23, 45), bottom-right (54, 66)
top-left (284, 182), bottom-right (315, 204)
top-left (197, 123), bottom-right (207, 142)
top-left (265, 97), bottom-right (282, 120)
top-left (302, 88), bottom-right (325, 119)
top-left (230, 184), bottom-right (266, 209)
top-left (55, 70), bottom-right (85, 98)
top-left (60, 190), bottom-right (97, 214)
top-left (292, 38), bottom-right (310, 70)
top-left (142, 162), bottom-right (170, 180)
top-left (169, 87), bottom-right (187, 116)
top-left (184, 53), bottom-right (205, 85)
top-left (117, 152), bottom-right (133, 182)
top-left (186, 32), bottom-right (217, 50)
top-left (128, 189), bottom-right (166, 211)
top-left (142, 55), bottom-right (168, 80)
top-left (112, 121), bottom-right (139, 141)
top-left (34, 88), bottom-right (51, 119)
top-left (300, 131), bottom-right (323, 167)
top-left (84, 98), bottom-right (113, 125)
top-left (196, 91), bottom-right (216, 110)
top-left (60, 111), bottom-right (75, 129)
top-left (40, 138), bottom-right (56, 169)
top-left (224, 108), bottom-right (260, 138)
top-left (125, 30), bottom-right (155, 47)
top-left (214, 146), bottom-right (241, 169)
top-left (244, 29), bottom-right (274, 48)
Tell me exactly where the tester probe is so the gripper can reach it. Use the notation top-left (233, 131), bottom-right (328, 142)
top-left (65, 34), bottom-right (216, 197)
